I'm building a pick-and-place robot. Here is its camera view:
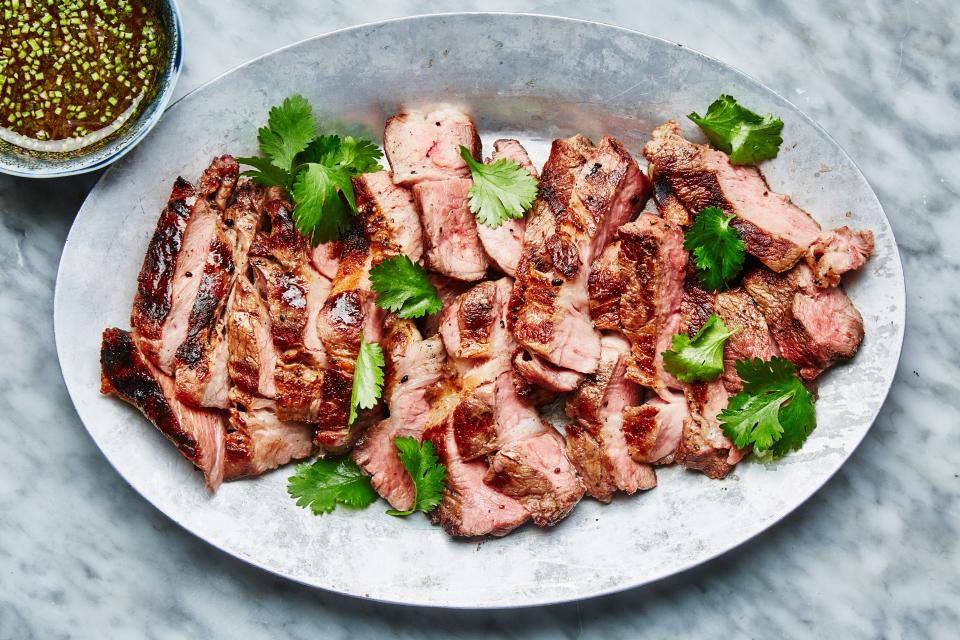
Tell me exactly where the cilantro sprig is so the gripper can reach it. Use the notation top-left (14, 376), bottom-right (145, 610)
top-left (369, 255), bottom-right (443, 319)
top-left (663, 314), bottom-right (739, 383)
top-left (459, 145), bottom-right (538, 229)
top-left (349, 336), bottom-right (385, 426)
top-left (238, 94), bottom-right (383, 244)
top-left (718, 357), bottom-right (817, 458)
top-left (688, 94), bottom-right (784, 165)
top-left (287, 457), bottom-right (377, 515)
top-left (684, 207), bottom-right (745, 291)
top-left (386, 436), bottom-right (447, 517)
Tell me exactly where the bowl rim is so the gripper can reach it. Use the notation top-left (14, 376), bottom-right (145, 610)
top-left (0, 0), bottom-right (184, 179)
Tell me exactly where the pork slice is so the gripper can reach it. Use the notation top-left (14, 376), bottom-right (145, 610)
top-left (806, 226), bottom-right (875, 288)
top-left (743, 263), bottom-right (865, 380)
top-left (672, 283), bottom-right (742, 478)
top-left (511, 135), bottom-right (650, 374)
top-left (435, 278), bottom-right (585, 523)
top-left (100, 328), bottom-right (226, 491)
top-left (133, 156), bottom-right (239, 374)
top-left (354, 170), bottom-right (424, 262)
top-left (643, 121), bottom-right (822, 272)
top-left (485, 372), bottom-right (584, 525)
top-left (413, 178), bottom-right (489, 281)
top-left (597, 214), bottom-right (687, 395)
top-left (476, 139), bottom-right (539, 277)
top-left (676, 378), bottom-right (741, 479)
top-left (227, 274), bottom-right (278, 398)
top-left (314, 176), bottom-right (415, 439)
top-left (384, 107), bottom-right (481, 186)
top-left (418, 273), bottom-right (472, 338)
top-left (565, 334), bottom-right (657, 502)
top-left (621, 392), bottom-right (687, 464)
top-left (713, 288), bottom-right (780, 393)
top-left (224, 388), bottom-right (314, 480)
top-left (130, 177), bottom-right (197, 368)
top-left (353, 318), bottom-right (448, 512)
top-left (425, 414), bottom-right (529, 538)
top-left (175, 179), bottom-right (262, 408)
top-left (439, 280), bottom-right (497, 360)
top-left (511, 350), bottom-right (584, 392)
top-left (310, 241), bottom-right (341, 280)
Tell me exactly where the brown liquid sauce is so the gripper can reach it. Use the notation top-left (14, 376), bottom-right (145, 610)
top-left (0, 0), bottom-right (168, 151)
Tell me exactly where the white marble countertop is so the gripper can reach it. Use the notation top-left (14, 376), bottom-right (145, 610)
top-left (1, 1), bottom-right (957, 637)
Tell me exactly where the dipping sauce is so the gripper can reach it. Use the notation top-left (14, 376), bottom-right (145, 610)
top-left (0, 0), bottom-right (167, 151)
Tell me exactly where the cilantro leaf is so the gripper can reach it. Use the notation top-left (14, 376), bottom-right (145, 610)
top-left (349, 337), bottom-right (385, 425)
top-left (718, 357), bottom-right (817, 457)
top-left (257, 94), bottom-right (317, 172)
top-left (298, 134), bottom-right (382, 175)
top-left (688, 94), bottom-right (784, 165)
top-left (459, 145), bottom-right (538, 229)
top-left (291, 162), bottom-right (356, 244)
top-left (663, 314), bottom-right (739, 382)
top-left (287, 457), bottom-right (377, 515)
top-left (236, 155), bottom-right (293, 190)
top-left (331, 136), bottom-right (383, 175)
top-left (684, 207), bottom-right (745, 291)
top-left (369, 255), bottom-right (443, 319)
top-left (386, 436), bottom-right (447, 516)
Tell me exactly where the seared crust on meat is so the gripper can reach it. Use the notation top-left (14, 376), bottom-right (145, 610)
top-left (565, 335), bottom-right (656, 501)
top-left (643, 121), bottom-right (821, 272)
top-left (175, 179), bottom-right (262, 408)
top-left (743, 263), bottom-right (864, 380)
top-left (671, 282), bottom-right (741, 478)
top-left (100, 328), bottom-right (226, 491)
top-left (224, 388), bottom-right (314, 480)
top-left (590, 214), bottom-right (687, 394)
top-left (713, 288), bottom-right (780, 393)
top-left (511, 136), bottom-right (651, 377)
top-left (131, 177), bottom-right (197, 349)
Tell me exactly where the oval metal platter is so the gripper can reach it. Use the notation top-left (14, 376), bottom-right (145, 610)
top-left (54, 14), bottom-right (905, 608)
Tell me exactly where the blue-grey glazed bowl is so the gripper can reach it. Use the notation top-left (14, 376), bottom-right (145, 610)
top-left (0, 0), bottom-right (183, 178)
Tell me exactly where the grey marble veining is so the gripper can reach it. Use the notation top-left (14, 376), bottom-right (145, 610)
top-left (0, 1), bottom-right (956, 638)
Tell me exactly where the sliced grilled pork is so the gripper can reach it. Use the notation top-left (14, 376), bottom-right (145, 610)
top-left (384, 107), bottom-right (481, 186)
top-left (353, 317), bottom-right (448, 511)
top-left (476, 139), bottom-right (539, 277)
top-left (644, 121), bottom-right (823, 272)
top-left (566, 335), bottom-right (657, 502)
top-left (439, 280), bottom-right (497, 359)
top-left (743, 263), bottom-right (865, 380)
top-left (676, 378), bottom-right (739, 479)
top-left (589, 213), bottom-right (687, 396)
top-left (100, 328), bottom-right (226, 491)
top-left (413, 178), bottom-right (489, 281)
top-left (224, 388), bottom-right (314, 480)
top-left (355, 171), bottom-right (424, 263)
top-left (672, 283), bottom-right (743, 478)
top-left (806, 226), bottom-right (875, 288)
top-left (713, 288), bottom-right (780, 393)
top-left (425, 410), bottom-right (529, 537)
top-left (131, 157), bottom-right (238, 374)
top-left (226, 274), bottom-right (278, 398)
top-left (511, 349), bottom-right (583, 392)
top-left (174, 179), bottom-right (262, 409)
top-left (310, 241), bottom-right (341, 280)
top-left (313, 173), bottom-right (419, 441)
top-left (484, 373), bottom-right (584, 526)
top-left (246, 191), bottom-right (331, 424)
top-left (621, 392), bottom-right (687, 464)
top-left (439, 278), bottom-right (584, 524)
top-left (511, 135), bottom-right (650, 374)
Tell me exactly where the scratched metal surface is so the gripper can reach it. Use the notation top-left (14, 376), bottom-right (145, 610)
top-left (54, 14), bottom-right (904, 608)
